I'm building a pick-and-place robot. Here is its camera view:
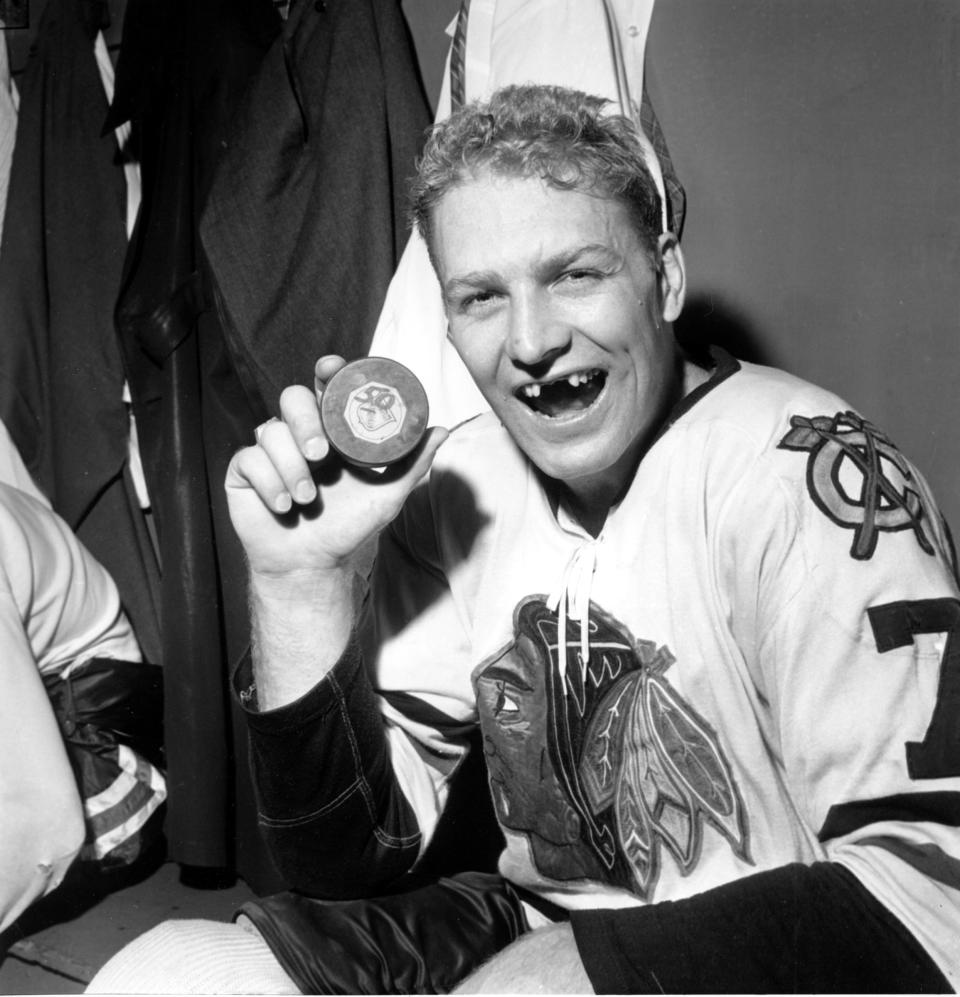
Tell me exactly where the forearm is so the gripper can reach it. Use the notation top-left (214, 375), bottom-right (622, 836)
top-left (0, 798), bottom-right (84, 933)
top-left (569, 862), bottom-right (949, 994)
top-left (0, 626), bottom-right (86, 932)
top-left (228, 383), bottom-right (448, 717)
top-left (248, 565), bottom-right (357, 711)
top-left (0, 729), bottom-right (84, 933)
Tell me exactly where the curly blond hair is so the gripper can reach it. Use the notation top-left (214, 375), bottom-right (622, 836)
top-left (411, 84), bottom-right (663, 260)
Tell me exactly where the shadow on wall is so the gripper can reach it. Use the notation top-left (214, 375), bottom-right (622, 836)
top-left (676, 292), bottom-right (777, 368)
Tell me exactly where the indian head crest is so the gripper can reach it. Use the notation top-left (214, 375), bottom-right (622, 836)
top-left (474, 597), bottom-right (751, 900)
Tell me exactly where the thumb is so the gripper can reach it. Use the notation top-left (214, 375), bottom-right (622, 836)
top-left (380, 425), bottom-right (449, 488)
top-left (405, 426), bottom-right (450, 482)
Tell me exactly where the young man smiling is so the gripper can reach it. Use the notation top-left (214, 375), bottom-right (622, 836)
top-left (431, 170), bottom-right (707, 535)
top-left (88, 85), bottom-right (960, 994)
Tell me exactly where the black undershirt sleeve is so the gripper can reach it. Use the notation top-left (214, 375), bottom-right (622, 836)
top-left (232, 639), bottom-right (422, 898)
top-left (570, 862), bottom-right (950, 994)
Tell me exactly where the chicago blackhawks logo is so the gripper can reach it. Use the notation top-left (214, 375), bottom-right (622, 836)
top-left (778, 411), bottom-right (935, 561)
top-left (474, 598), bottom-right (750, 900)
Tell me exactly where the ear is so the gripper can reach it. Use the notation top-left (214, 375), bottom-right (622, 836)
top-left (657, 232), bottom-right (686, 323)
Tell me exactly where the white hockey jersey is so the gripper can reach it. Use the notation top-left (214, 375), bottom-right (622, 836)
top-left (364, 355), bottom-right (960, 985)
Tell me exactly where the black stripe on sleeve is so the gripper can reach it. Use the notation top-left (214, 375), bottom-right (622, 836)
top-left (819, 791), bottom-right (960, 841)
top-left (570, 862), bottom-right (949, 994)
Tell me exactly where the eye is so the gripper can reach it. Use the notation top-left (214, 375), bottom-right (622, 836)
top-left (459, 289), bottom-right (500, 313)
top-left (557, 268), bottom-right (603, 289)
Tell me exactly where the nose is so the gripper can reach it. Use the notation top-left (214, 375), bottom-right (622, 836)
top-left (505, 290), bottom-right (571, 369)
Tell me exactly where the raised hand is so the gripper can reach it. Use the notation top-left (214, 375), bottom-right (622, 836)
top-left (225, 356), bottom-right (447, 709)
top-left (225, 356), bottom-right (447, 580)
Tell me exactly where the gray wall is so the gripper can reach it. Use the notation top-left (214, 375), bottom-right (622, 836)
top-left (406, 0), bottom-right (960, 533)
top-left (650, 0), bottom-right (960, 531)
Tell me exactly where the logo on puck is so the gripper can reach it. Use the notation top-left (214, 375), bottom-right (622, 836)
top-left (344, 381), bottom-right (406, 444)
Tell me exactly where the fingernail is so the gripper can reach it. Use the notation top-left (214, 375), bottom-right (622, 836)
top-left (275, 492), bottom-right (292, 513)
top-left (295, 479), bottom-right (315, 504)
top-left (304, 437), bottom-right (325, 461)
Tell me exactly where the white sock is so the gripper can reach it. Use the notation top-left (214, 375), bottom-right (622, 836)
top-left (85, 916), bottom-right (301, 995)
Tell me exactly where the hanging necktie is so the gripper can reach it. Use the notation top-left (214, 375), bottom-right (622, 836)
top-left (450, 0), bottom-right (471, 111)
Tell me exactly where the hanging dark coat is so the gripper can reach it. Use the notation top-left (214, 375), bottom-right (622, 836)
top-left (199, 0), bottom-right (432, 410)
top-left (0, 0), bottom-right (162, 666)
top-left (110, 0), bottom-right (430, 887)
top-left (106, 0), bottom-right (283, 881)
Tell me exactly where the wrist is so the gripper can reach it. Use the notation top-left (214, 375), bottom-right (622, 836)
top-left (248, 564), bottom-right (355, 605)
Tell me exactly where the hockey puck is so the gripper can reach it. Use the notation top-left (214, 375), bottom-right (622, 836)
top-left (320, 357), bottom-right (429, 467)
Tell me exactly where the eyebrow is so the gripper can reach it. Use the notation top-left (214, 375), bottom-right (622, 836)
top-left (442, 243), bottom-right (622, 301)
top-left (443, 272), bottom-right (501, 301)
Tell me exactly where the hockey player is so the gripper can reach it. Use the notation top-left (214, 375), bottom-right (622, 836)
top-left (89, 84), bottom-right (959, 994)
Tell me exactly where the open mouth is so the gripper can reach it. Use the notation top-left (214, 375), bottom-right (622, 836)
top-left (516, 369), bottom-right (606, 418)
